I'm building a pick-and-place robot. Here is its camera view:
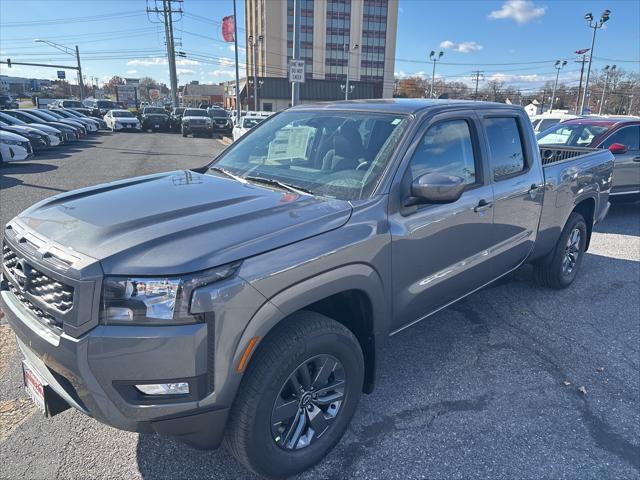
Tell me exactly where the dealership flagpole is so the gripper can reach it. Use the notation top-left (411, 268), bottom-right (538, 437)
top-left (233, 0), bottom-right (240, 120)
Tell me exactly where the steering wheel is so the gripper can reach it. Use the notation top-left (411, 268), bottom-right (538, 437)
top-left (356, 161), bottom-right (369, 171)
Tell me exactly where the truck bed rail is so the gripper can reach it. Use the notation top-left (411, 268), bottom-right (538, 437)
top-left (539, 146), bottom-right (599, 166)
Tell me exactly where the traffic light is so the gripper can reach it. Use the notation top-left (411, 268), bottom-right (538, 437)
top-left (6, 58), bottom-right (11, 68)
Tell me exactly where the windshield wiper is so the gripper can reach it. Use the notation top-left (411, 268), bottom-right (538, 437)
top-left (244, 176), bottom-right (314, 196)
top-left (209, 166), bottom-right (247, 184)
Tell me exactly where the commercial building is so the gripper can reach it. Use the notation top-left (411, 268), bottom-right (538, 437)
top-left (244, 0), bottom-right (399, 110)
top-left (180, 81), bottom-right (224, 107)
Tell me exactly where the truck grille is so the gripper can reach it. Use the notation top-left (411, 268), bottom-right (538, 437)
top-left (7, 282), bottom-right (62, 331)
top-left (2, 242), bottom-right (74, 314)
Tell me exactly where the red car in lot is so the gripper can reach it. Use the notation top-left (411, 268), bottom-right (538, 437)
top-left (537, 117), bottom-right (640, 197)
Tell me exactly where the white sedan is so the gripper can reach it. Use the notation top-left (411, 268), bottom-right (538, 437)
top-left (0, 130), bottom-right (33, 166)
top-left (232, 116), bottom-right (263, 142)
top-left (104, 109), bottom-right (142, 132)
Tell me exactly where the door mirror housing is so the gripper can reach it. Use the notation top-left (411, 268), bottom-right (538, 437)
top-left (407, 172), bottom-right (466, 206)
top-left (608, 143), bottom-right (627, 154)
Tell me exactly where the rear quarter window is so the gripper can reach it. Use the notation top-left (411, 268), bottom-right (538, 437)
top-left (484, 117), bottom-right (526, 180)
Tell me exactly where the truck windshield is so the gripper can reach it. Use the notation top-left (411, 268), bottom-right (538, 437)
top-left (144, 108), bottom-right (166, 114)
top-left (112, 111), bottom-right (135, 118)
top-left (209, 110), bottom-right (408, 200)
top-left (537, 123), bottom-right (610, 147)
top-left (184, 109), bottom-right (208, 117)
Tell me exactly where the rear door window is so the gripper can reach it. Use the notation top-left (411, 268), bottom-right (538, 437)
top-left (484, 117), bottom-right (526, 180)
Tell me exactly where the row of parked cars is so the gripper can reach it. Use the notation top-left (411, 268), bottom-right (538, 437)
top-left (533, 114), bottom-right (640, 198)
top-left (0, 107), bottom-right (107, 166)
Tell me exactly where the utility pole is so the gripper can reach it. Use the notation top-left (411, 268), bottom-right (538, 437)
top-left (75, 46), bottom-right (85, 99)
top-left (580, 9), bottom-right (611, 114)
top-left (429, 51), bottom-right (444, 98)
top-left (147, 0), bottom-right (182, 106)
top-left (291, 0), bottom-right (301, 106)
top-left (33, 39), bottom-right (85, 99)
top-left (574, 53), bottom-right (589, 114)
top-left (471, 71), bottom-right (483, 100)
top-left (550, 60), bottom-right (567, 113)
top-left (599, 64), bottom-right (616, 115)
top-left (341, 43), bottom-right (357, 100)
top-left (232, 0), bottom-right (241, 119)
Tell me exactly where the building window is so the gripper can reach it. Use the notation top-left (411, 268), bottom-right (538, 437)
top-left (287, 0), bottom-right (314, 75)
top-left (360, 0), bottom-right (387, 83)
top-left (325, 0), bottom-right (351, 80)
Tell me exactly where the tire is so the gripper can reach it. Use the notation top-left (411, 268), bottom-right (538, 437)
top-left (224, 311), bottom-right (364, 478)
top-left (534, 212), bottom-right (587, 289)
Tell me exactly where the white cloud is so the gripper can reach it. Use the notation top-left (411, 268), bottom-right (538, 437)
top-left (176, 58), bottom-right (199, 65)
top-left (489, 0), bottom-right (546, 24)
top-left (127, 57), bottom-right (166, 66)
top-left (218, 57), bottom-right (235, 67)
top-left (208, 69), bottom-right (236, 78)
top-left (126, 69), bottom-right (137, 74)
top-left (439, 40), bottom-right (483, 53)
top-left (177, 68), bottom-right (196, 75)
top-left (228, 45), bottom-right (246, 54)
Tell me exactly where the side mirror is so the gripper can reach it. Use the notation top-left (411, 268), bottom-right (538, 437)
top-left (608, 143), bottom-right (627, 154)
top-left (407, 172), bottom-right (466, 206)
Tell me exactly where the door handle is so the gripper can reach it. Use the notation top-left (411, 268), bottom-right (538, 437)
top-left (474, 199), bottom-right (493, 213)
top-left (529, 183), bottom-right (542, 192)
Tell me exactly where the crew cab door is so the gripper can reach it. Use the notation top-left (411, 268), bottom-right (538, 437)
top-left (478, 111), bottom-right (544, 272)
top-left (388, 111), bottom-right (497, 332)
top-left (598, 124), bottom-right (640, 195)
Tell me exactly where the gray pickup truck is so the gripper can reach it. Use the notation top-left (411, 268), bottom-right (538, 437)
top-left (1, 100), bottom-right (613, 478)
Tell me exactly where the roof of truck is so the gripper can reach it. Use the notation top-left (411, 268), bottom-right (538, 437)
top-left (290, 98), bottom-right (519, 115)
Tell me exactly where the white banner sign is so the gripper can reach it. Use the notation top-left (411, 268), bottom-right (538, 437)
top-left (288, 59), bottom-right (306, 83)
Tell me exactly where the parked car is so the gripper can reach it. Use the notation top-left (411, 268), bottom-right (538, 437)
top-left (232, 115), bottom-right (263, 141)
top-left (140, 107), bottom-right (170, 131)
top-left (0, 120), bottom-right (51, 151)
top-left (0, 100), bottom-right (614, 478)
top-left (3, 110), bottom-right (79, 142)
top-left (537, 117), bottom-right (640, 197)
top-left (0, 94), bottom-right (19, 110)
top-left (170, 107), bottom-right (186, 130)
top-left (104, 109), bottom-right (142, 131)
top-left (530, 112), bottom-right (580, 134)
top-left (0, 130), bottom-right (33, 165)
top-left (181, 108), bottom-right (213, 137)
top-left (207, 108), bottom-right (233, 136)
top-left (50, 109), bottom-right (100, 133)
top-left (63, 108), bottom-right (108, 130)
top-left (48, 99), bottom-right (84, 110)
top-left (0, 111), bottom-right (64, 146)
top-left (87, 99), bottom-right (119, 117)
top-left (27, 109), bottom-right (88, 137)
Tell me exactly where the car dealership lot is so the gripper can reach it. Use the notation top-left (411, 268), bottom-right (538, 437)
top-left (0, 133), bottom-right (638, 480)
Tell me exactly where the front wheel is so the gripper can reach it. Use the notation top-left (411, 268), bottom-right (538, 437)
top-left (534, 212), bottom-right (587, 289)
top-left (225, 311), bottom-right (364, 478)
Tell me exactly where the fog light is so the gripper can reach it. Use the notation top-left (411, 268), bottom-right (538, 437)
top-left (135, 382), bottom-right (189, 395)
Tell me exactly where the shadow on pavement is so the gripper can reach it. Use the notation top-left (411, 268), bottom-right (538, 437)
top-left (0, 162), bottom-right (58, 176)
top-left (595, 201), bottom-right (640, 236)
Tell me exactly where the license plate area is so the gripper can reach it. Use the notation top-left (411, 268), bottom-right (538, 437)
top-left (22, 361), bottom-right (70, 417)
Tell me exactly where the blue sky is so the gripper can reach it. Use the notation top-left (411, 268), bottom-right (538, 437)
top-left (1, 0), bottom-right (638, 92)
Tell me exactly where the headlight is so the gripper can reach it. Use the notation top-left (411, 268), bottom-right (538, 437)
top-left (100, 262), bottom-right (240, 325)
top-left (0, 139), bottom-right (22, 145)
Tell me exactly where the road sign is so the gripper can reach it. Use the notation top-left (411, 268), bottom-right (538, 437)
top-left (57, 70), bottom-right (65, 79)
top-left (288, 59), bottom-right (305, 83)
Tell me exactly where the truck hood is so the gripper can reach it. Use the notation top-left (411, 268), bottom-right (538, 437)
top-left (16, 170), bottom-right (352, 275)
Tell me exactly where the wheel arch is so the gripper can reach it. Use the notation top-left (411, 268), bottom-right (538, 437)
top-left (572, 196), bottom-right (596, 251)
top-left (233, 264), bottom-right (388, 396)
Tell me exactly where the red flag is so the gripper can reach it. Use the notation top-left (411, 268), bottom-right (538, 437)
top-left (222, 15), bottom-right (235, 42)
top-left (575, 48), bottom-right (591, 54)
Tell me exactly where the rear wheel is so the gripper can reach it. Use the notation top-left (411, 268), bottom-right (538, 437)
top-left (225, 311), bottom-right (364, 478)
top-left (534, 212), bottom-right (587, 289)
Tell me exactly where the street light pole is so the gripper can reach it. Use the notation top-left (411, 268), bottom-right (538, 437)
top-left (599, 64), bottom-right (616, 115)
top-left (343, 43), bottom-right (358, 100)
top-left (550, 60), bottom-right (567, 113)
top-left (429, 50), bottom-right (444, 98)
top-left (249, 35), bottom-right (263, 110)
top-left (580, 9), bottom-right (611, 114)
top-left (34, 39), bottom-right (85, 99)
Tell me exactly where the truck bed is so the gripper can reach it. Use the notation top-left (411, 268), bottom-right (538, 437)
top-left (530, 146), bottom-right (614, 261)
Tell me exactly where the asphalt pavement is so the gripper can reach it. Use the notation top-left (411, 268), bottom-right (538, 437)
top-left (0, 132), bottom-right (638, 480)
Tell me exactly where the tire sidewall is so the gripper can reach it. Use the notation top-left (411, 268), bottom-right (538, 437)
top-left (245, 330), bottom-right (363, 477)
top-left (555, 214), bottom-right (587, 287)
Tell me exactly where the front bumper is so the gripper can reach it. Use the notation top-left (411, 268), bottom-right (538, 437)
top-left (2, 283), bottom-right (228, 448)
top-left (183, 124), bottom-right (213, 133)
top-left (142, 118), bottom-right (169, 130)
top-left (3, 143), bottom-right (33, 161)
top-left (113, 123), bottom-right (141, 131)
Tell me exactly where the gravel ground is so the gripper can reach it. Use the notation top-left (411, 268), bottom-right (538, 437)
top-left (0, 132), bottom-right (638, 480)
